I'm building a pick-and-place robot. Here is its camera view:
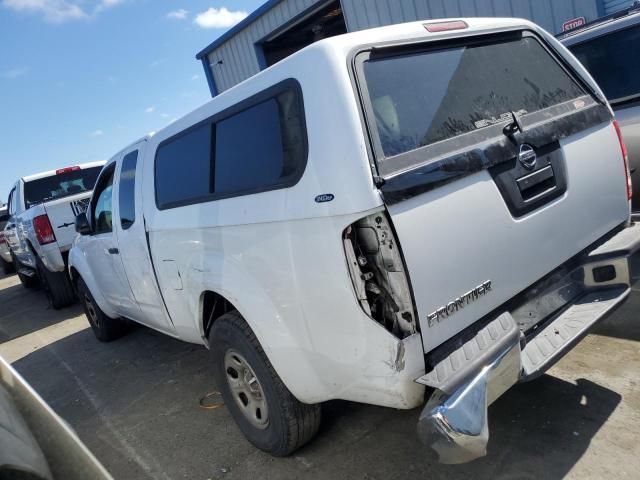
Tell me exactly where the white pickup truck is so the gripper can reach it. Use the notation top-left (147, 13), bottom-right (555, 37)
top-left (70, 18), bottom-right (638, 463)
top-left (0, 205), bottom-right (14, 274)
top-left (5, 162), bottom-right (104, 307)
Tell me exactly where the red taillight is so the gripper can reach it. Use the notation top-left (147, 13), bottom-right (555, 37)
top-left (33, 214), bottom-right (56, 245)
top-left (56, 166), bottom-right (80, 175)
top-left (424, 20), bottom-right (468, 33)
top-left (613, 120), bottom-right (632, 200)
top-left (0, 233), bottom-right (5, 245)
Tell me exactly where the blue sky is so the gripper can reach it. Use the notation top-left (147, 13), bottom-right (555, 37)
top-left (0, 0), bottom-right (263, 203)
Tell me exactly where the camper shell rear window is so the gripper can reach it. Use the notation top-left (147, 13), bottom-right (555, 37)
top-left (355, 31), bottom-right (588, 176)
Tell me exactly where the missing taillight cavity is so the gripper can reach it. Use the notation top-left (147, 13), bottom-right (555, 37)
top-left (343, 213), bottom-right (416, 338)
top-left (423, 20), bottom-right (468, 33)
top-left (33, 214), bottom-right (56, 245)
top-left (613, 120), bottom-right (632, 200)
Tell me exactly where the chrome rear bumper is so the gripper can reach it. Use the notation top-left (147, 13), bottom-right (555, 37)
top-left (416, 223), bottom-right (640, 464)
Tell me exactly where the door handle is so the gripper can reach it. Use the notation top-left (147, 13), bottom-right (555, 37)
top-left (107, 247), bottom-right (119, 255)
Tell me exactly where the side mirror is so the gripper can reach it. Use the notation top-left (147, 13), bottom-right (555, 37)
top-left (75, 213), bottom-right (92, 235)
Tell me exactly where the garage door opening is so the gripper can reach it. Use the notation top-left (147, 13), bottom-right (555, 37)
top-left (259, 1), bottom-right (347, 68)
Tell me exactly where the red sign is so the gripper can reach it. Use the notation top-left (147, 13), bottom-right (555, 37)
top-left (562, 17), bottom-right (586, 32)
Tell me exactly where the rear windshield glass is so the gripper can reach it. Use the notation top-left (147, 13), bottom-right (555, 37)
top-left (24, 167), bottom-right (102, 208)
top-left (363, 35), bottom-right (585, 159)
top-left (569, 25), bottom-right (640, 105)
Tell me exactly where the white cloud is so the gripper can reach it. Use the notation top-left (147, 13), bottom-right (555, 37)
top-left (145, 106), bottom-right (155, 113)
top-left (2, 0), bottom-right (86, 23)
top-left (167, 8), bottom-right (187, 20)
top-left (94, 0), bottom-right (123, 13)
top-left (90, 129), bottom-right (104, 137)
top-left (2, 66), bottom-right (28, 79)
top-left (194, 7), bottom-right (247, 29)
top-left (160, 113), bottom-right (169, 118)
top-left (1, 0), bottom-right (126, 23)
top-left (149, 58), bottom-right (165, 68)
top-left (191, 74), bottom-right (200, 80)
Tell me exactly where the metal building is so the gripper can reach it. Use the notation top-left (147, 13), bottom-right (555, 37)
top-left (196, 0), bottom-right (635, 96)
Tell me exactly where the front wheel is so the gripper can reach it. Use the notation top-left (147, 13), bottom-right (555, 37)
top-left (77, 278), bottom-right (127, 342)
top-left (209, 311), bottom-right (321, 456)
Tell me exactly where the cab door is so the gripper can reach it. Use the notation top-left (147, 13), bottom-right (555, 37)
top-left (112, 143), bottom-right (175, 335)
top-left (84, 162), bottom-right (140, 316)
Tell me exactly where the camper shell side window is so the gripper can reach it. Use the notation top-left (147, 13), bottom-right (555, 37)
top-left (154, 79), bottom-right (308, 210)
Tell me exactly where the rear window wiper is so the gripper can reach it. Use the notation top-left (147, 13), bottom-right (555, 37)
top-left (503, 110), bottom-right (526, 139)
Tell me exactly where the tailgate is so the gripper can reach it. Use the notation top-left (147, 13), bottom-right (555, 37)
top-left (357, 29), bottom-right (630, 352)
top-left (44, 193), bottom-right (91, 249)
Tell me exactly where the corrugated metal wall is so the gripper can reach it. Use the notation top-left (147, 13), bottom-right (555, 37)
top-left (604, 0), bottom-right (635, 14)
top-left (205, 0), bottom-right (605, 94)
top-left (341, 0), bottom-right (601, 35)
top-left (205, 0), bottom-right (323, 93)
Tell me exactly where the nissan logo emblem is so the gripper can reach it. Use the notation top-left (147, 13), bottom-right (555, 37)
top-left (518, 144), bottom-right (537, 170)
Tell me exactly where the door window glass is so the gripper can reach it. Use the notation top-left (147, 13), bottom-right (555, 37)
top-left (92, 166), bottom-right (115, 234)
top-left (7, 188), bottom-right (16, 216)
top-left (118, 151), bottom-right (138, 230)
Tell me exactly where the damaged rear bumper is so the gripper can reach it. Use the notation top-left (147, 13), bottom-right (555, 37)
top-left (416, 222), bottom-right (640, 464)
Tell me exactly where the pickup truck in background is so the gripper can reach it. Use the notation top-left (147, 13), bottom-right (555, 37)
top-left (5, 162), bottom-right (104, 307)
top-left (70, 18), bottom-right (638, 463)
top-left (0, 206), bottom-right (14, 275)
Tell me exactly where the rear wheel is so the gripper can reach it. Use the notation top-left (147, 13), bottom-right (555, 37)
top-left (13, 255), bottom-right (39, 289)
top-left (210, 311), bottom-right (321, 456)
top-left (77, 278), bottom-right (127, 342)
top-left (36, 256), bottom-right (75, 309)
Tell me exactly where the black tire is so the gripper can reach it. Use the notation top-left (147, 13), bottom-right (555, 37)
top-left (36, 256), bottom-right (75, 309)
top-left (13, 256), bottom-right (39, 289)
top-left (210, 311), bottom-right (321, 456)
top-left (1, 257), bottom-right (15, 275)
top-left (77, 277), bottom-right (127, 342)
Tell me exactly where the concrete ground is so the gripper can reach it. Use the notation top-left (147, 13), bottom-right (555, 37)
top-left (1, 271), bottom-right (639, 480)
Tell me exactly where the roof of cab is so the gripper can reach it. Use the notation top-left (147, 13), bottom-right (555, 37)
top-left (21, 161), bottom-right (107, 183)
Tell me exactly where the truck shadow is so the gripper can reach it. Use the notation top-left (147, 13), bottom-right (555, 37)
top-left (9, 321), bottom-right (622, 480)
top-left (314, 375), bottom-right (620, 480)
top-left (0, 280), bottom-right (83, 343)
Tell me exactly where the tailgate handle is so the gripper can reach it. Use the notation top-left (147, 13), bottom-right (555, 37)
top-left (516, 165), bottom-right (556, 202)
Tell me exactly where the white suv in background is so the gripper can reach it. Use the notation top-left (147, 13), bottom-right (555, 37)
top-left (70, 18), bottom-right (638, 463)
top-left (5, 162), bottom-right (104, 307)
